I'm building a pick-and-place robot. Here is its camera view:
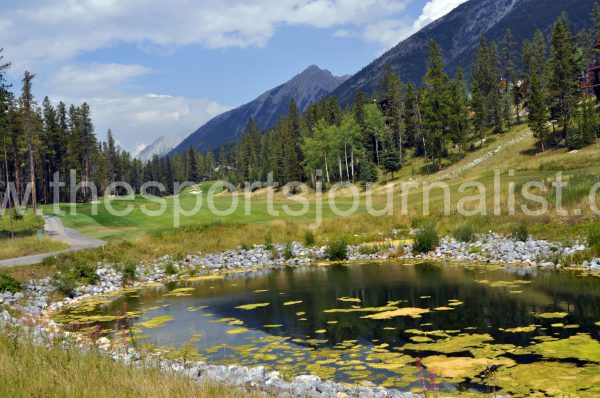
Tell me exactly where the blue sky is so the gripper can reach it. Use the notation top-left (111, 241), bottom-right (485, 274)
top-left (1, 0), bottom-right (467, 153)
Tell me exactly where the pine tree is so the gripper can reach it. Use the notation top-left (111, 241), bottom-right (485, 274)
top-left (403, 82), bottom-right (419, 148)
top-left (187, 147), bottom-right (200, 182)
top-left (239, 118), bottom-right (261, 180)
top-left (106, 129), bottom-right (117, 189)
top-left (421, 40), bottom-right (451, 171)
top-left (448, 68), bottom-right (469, 152)
top-left (0, 50), bottom-right (12, 205)
top-left (569, 97), bottom-right (599, 150)
top-left (525, 29), bottom-right (551, 152)
top-left (548, 14), bottom-right (580, 140)
top-left (380, 136), bottom-right (401, 179)
top-left (472, 35), bottom-right (503, 138)
top-left (528, 73), bottom-right (550, 152)
top-left (20, 71), bottom-right (38, 211)
top-left (381, 65), bottom-right (405, 160)
top-left (501, 29), bottom-right (517, 125)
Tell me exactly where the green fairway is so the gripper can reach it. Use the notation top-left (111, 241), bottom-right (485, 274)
top-left (40, 125), bottom-right (600, 245)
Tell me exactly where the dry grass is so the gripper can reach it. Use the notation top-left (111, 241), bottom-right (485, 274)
top-left (0, 236), bottom-right (69, 260)
top-left (0, 332), bottom-right (265, 398)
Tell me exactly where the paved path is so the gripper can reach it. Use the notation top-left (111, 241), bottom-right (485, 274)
top-left (0, 216), bottom-right (105, 268)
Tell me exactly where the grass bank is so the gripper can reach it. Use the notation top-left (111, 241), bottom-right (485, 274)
top-left (0, 236), bottom-right (68, 260)
top-left (0, 332), bottom-right (263, 398)
top-left (0, 213), bottom-right (70, 260)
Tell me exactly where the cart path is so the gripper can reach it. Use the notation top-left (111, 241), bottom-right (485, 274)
top-left (0, 216), bottom-right (105, 268)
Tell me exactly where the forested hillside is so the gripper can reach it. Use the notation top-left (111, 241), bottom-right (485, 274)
top-left (332, 0), bottom-right (597, 105)
top-left (0, 6), bottom-right (599, 205)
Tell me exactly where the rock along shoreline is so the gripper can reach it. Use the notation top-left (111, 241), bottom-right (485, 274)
top-left (1, 231), bottom-right (595, 398)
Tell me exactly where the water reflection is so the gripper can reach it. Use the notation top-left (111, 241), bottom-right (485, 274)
top-left (60, 262), bottom-right (600, 395)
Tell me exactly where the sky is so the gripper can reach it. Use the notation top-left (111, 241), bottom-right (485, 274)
top-left (1, 0), bottom-right (468, 154)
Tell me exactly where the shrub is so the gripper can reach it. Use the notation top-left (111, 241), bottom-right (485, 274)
top-left (0, 274), bottom-right (21, 294)
top-left (121, 262), bottom-right (137, 284)
top-left (164, 262), bottom-right (178, 276)
top-left (413, 222), bottom-right (439, 253)
top-left (304, 230), bottom-right (316, 246)
top-left (283, 242), bottom-right (294, 260)
top-left (469, 246), bottom-right (483, 255)
top-left (264, 232), bottom-right (275, 251)
top-left (588, 224), bottom-right (600, 247)
top-left (358, 244), bottom-right (379, 255)
top-left (325, 236), bottom-right (348, 261)
top-left (512, 223), bottom-right (529, 242)
top-left (54, 262), bottom-right (98, 296)
top-left (453, 224), bottom-right (475, 243)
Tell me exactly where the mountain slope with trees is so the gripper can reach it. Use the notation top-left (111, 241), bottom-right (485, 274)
top-left (1, 2), bottom-right (599, 208)
top-left (171, 65), bottom-right (348, 154)
top-left (332, 0), bottom-right (597, 105)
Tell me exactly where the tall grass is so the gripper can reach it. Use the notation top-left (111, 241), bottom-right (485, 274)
top-left (0, 333), bottom-right (262, 398)
top-left (0, 236), bottom-right (69, 260)
top-left (0, 212), bottom-right (44, 238)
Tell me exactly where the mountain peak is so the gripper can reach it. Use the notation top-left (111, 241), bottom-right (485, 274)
top-left (171, 65), bottom-right (348, 154)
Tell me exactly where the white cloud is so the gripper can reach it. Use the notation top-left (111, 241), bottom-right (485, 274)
top-left (1, 0), bottom-right (468, 153)
top-left (50, 94), bottom-right (230, 154)
top-left (51, 63), bottom-right (152, 96)
top-left (363, 17), bottom-right (415, 50)
top-left (362, 0), bottom-right (469, 51)
top-left (334, 29), bottom-right (351, 38)
top-left (412, 0), bottom-right (469, 32)
top-left (0, 0), bottom-right (413, 70)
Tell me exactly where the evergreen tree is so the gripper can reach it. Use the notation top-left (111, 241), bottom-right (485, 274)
top-left (472, 35), bottom-right (503, 138)
top-left (548, 14), bottom-right (580, 140)
top-left (569, 97), bottom-right (599, 149)
top-left (381, 65), bottom-right (405, 160)
top-left (403, 82), bottom-right (420, 148)
top-left (187, 146), bottom-right (200, 182)
top-left (105, 129), bottom-right (117, 191)
top-left (380, 136), bottom-right (401, 179)
top-left (448, 68), bottom-right (469, 152)
top-left (20, 71), bottom-right (38, 211)
top-left (239, 118), bottom-right (261, 180)
top-left (528, 73), bottom-right (550, 152)
top-left (421, 40), bottom-right (451, 171)
top-left (501, 29), bottom-right (517, 125)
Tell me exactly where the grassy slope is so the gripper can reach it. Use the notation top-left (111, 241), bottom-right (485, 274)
top-left (0, 333), bottom-right (263, 398)
top-left (51, 124), bottom-right (600, 243)
top-left (2, 125), bottom-right (600, 397)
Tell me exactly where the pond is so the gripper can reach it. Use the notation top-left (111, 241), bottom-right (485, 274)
top-left (58, 262), bottom-right (600, 397)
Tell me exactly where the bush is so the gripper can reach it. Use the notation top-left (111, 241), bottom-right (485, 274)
top-left (512, 223), bottom-right (529, 242)
top-left (588, 224), bottom-right (600, 247)
top-left (304, 230), bottom-right (316, 246)
top-left (413, 222), bottom-right (439, 253)
top-left (325, 236), bottom-right (348, 261)
top-left (0, 274), bottom-right (21, 294)
top-left (164, 262), bottom-right (178, 276)
top-left (54, 262), bottom-right (98, 296)
top-left (453, 224), bottom-right (475, 243)
top-left (357, 160), bottom-right (378, 184)
top-left (264, 232), bottom-right (275, 251)
top-left (283, 242), bottom-right (294, 260)
top-left (121, 262), bottom-right (137, 284)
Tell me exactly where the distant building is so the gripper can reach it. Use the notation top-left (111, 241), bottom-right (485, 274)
top-left (584, 38), bottom-right (600, 101)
